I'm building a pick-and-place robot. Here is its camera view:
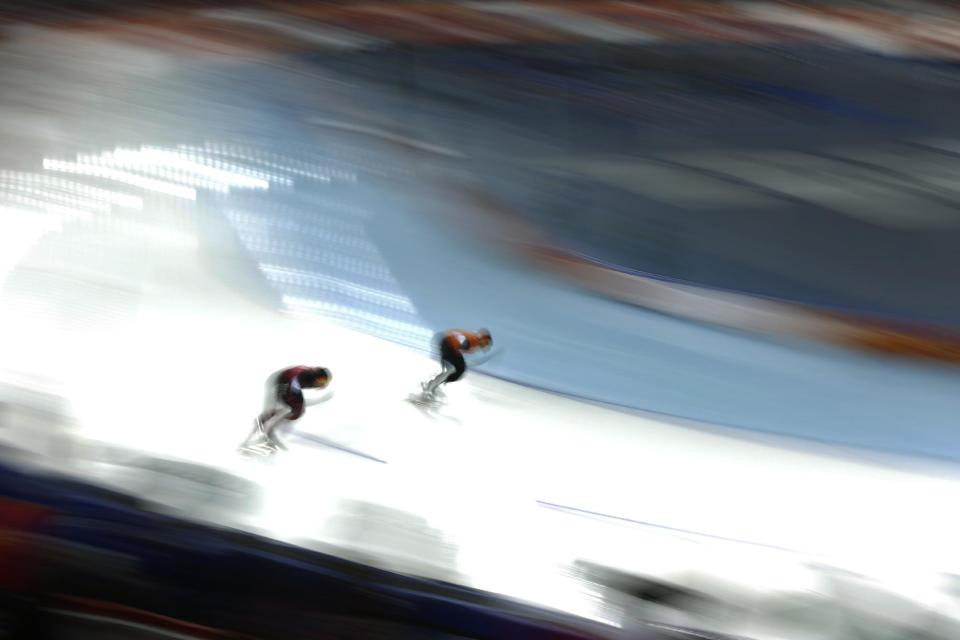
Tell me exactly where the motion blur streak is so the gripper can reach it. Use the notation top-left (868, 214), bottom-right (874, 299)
top-left (3, 2), bottom-right (960, 640)
top-left (42, 158), bottom-right (199, 199)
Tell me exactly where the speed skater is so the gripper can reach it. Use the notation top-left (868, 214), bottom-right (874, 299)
top-left (241, 365), bottom-right (331, 453)
top-left (420, 329), bottom-right (492, 400)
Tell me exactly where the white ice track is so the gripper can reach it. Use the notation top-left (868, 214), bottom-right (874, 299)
top-left (3, 245), bottom-right (960, 634)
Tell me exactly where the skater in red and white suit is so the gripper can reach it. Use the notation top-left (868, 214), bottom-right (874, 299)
top-left (421, 329), bottom-right (492, 400)
top-left (242, 366), bottom-right (331, 452)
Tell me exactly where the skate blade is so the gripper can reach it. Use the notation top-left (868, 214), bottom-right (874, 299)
top-left (238, 442), bottom-right (277, 456)
top-left (407, 393), bottom-right (438, 406)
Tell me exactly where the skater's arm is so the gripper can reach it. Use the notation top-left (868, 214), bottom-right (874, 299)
top-left (304, 388), bottom-right (333, 407)
top-left (467, 347), bottom-right (502, 366)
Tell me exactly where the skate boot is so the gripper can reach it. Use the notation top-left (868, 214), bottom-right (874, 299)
top-left (420, 381), bottom-right (435, 401)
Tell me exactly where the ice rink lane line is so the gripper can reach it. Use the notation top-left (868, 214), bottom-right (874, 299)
top-left (537, 501), bottom-right (802, 555)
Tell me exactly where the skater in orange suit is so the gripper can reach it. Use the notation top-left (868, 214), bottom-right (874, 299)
top-left (420, 329), bottom-right (492, 401)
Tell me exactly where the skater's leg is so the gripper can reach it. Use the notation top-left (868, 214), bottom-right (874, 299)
top-left (241, 406), bottom-right (290, 451)
top-left (422, 348), bottom-right (466, 398)
top-left (263, 408), bottom-right (293, 450)
top-left (265, 426), bottom-right (288, 451)
top-left (240, 411), bottom-right (272, 448)
top-left (422, 362), bottom-right (455, 397)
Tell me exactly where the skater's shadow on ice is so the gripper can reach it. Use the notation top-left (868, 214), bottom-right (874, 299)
top-left (293, 432), bottom-right (387, 464)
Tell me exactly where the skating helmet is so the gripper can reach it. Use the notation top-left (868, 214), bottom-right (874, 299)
top-left (478, 328), bottom-right (492, 348)
top-left (304, 367), bottom-right (331, 389)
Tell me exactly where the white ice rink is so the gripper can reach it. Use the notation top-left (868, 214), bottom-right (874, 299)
top-left (3, 241), bottom-right (960, 637)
